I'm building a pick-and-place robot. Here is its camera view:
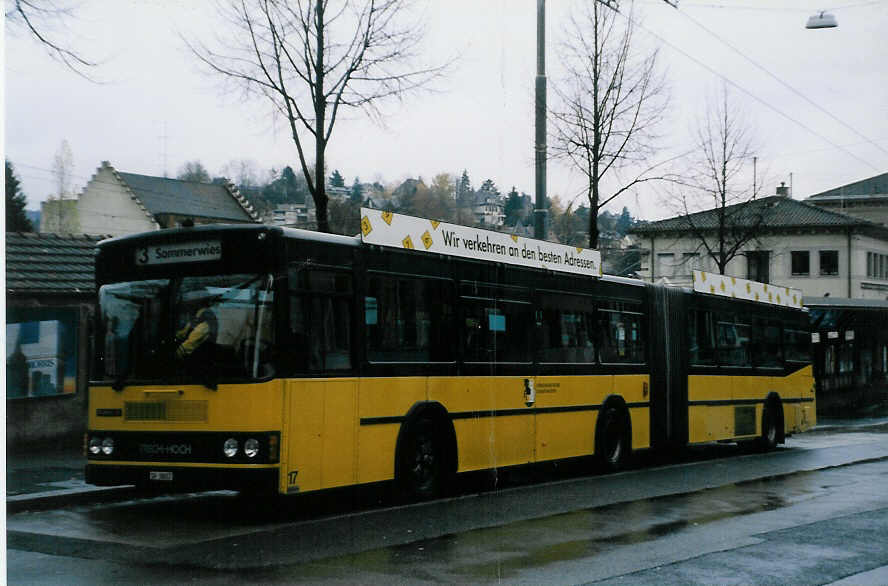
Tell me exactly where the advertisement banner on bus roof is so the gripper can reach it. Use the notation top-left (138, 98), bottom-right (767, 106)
top-left (360, 208), bottom-right (602, 278)
top-left (692, 270), bottom-right (803, 309)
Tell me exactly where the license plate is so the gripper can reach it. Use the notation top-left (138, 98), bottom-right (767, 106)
top-left (149, 471), bottom-right (173, 481)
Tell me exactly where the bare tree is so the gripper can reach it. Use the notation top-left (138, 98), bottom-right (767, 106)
top-left (45, 139), bottom-right (76, 233)
top-left (220, 158), bottom-right (261, 189)
top-left (674, 85), bottom-right (765, 275)
top-left (188, 0), bottom-right (448, 233)
top-left (51, 138), bottom-right (74, 197)
top-left (5, 0), bottom-right (99, 80)
top-left (551, 0), bottom-right (668, 249)
top-left (177, 160), bottom-right (212, 183)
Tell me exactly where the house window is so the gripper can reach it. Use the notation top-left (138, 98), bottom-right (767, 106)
top-left (868, 252), bottom-right (874, 278)
top-left (820, 250), bottom-right (839, 276)
top-left (682, 252), bottom-right (701, 273)
top-left (657, 253), bottom-right (675, 278)
top-left (747, 251), bottom-right (770, 283)
top-left (791, 251), bottom-right (810, 276)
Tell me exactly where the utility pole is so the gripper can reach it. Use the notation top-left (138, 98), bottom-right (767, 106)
top-left (753, 156), bottom-right (757, 197)
top-left (534, 0), bottom-right (548, 240)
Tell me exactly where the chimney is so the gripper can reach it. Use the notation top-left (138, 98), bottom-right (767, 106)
top-left (776, 182), bottom-right (790, 197)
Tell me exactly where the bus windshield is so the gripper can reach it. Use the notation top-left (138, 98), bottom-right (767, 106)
top-left (98, 273), bottom-right (275, 387)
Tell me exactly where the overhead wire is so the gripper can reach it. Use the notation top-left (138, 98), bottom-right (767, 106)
top-left (611, 4), bottom-right (880, 171)
top-left (672, 4), bottom-right (888, 157)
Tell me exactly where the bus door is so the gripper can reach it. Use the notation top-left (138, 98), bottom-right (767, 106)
top-left (458, 282), bottom-right (536, 470)
top-left (648, 285), bottom-right (688, 449)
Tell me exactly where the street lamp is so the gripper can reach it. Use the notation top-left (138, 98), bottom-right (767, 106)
top-left (806, 11), bottom-right (838, 29)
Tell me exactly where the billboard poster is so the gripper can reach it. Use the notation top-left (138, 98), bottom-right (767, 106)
top-left (6, 307), bottom-right (79, 398)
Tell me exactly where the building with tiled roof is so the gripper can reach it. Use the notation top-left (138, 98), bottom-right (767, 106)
top-left (6, 232), bottom-right (108, 447)
top-left (805, 172), bottom-right (888, 227)
top-left (6, 232), bottom-right (103, 297)
top-left (41, 161), bottom-right (260, 237)
top-left (629, 193), bottom-right (888, 300)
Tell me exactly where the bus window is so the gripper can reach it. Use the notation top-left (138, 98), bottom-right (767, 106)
top-left (717, 314), bottom-right (751, 367)
top-left (460, 283), bottom-right (532, 364)
top-left (99, 274), bottom-right (275, 384)
top-left (688, 310), bottom-right (716, 366)
top-left (753, 319), bottom-right (782, 368)
top-left (365, 275), bottom-right (455, 362)
top-left (288, 267), bottom-right (352, 372)
top-left (598, 302), bottom-right (645, 364)
top-left (785, 328), bottom-right (812, 363)
top-left (538, 292), bottom-right (596, 364)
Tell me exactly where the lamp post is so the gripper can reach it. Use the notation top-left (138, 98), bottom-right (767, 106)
top-left (534, 0), bottom-right (548, 240)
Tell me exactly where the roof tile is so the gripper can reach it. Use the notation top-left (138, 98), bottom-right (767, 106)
top-left (5, 233), bottom-right (105, 295)
top-left (116, 172), bottom-right (258, 222)
top-left (630, 196), bottom-right (887, 235)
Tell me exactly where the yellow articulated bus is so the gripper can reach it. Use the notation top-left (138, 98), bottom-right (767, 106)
top-left (86, 209), bottom-right (815, 499)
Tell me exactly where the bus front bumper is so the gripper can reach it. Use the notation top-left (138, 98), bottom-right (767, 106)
top-left (86, 462), bottom-right (279, 493)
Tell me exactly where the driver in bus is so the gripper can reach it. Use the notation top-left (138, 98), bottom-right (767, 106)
top-left (175, 299), bottom-right (218, 363)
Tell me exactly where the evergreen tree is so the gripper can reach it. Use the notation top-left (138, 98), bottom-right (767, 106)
top-left (616, 206), bottom-right (633, 235)
top-left (504, 187), bottom-right (528, 227)
top-left (261, 166), bottom-right (308, 205)
top-left (329, 169), bottom-right (345, 188)
top-left (350, 177), bottom-right (363, 203)
top-left (478, 178), bottom-right (499, 196)
top-left (455, 170), bottom-right (475, 225)
top-left (6, 161), bottom-right (33, 232)
top-left (574, 205), bottom-right (591, 230)
top-left (456, 170), bottom-right (472, 201)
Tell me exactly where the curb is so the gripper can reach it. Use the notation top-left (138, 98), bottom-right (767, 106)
top-left (7, 485), bottom-right (138, 515)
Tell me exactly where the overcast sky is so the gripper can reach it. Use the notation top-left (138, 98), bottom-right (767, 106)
top-left (5, 0), bottom-right (887, 221)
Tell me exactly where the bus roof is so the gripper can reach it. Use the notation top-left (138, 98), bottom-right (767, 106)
top-left (97, 223), bottom-right (278, 248)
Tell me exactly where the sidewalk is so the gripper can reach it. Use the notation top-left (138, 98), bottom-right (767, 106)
top-left (6, 445), bottom-right (134, 513)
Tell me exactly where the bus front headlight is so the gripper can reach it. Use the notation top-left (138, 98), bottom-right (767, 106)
top-left (89, 437), bottom-right (102, 455)
top-left (223, 438), bottom-right (239, 458)
top-left (101, 437), bottom-right (115, 456)
top-left (244, 438), bottom-right (260, 459)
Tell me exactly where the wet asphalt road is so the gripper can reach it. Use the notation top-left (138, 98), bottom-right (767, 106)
top-left (8, 426), bottom-right (888, 584)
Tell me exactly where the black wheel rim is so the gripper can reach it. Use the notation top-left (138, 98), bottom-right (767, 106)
top-left (410, 426), bottom-right (438, 493)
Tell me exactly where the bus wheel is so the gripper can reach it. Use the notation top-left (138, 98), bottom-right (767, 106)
top-left (597, 406), bottom-right (630, 472)
top-left (759, 404), bottom-right (779, 452)
top-left (400, 417), bottom-right (444, 501)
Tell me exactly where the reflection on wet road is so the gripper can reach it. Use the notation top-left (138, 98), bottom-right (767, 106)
top-left (297, 468), bottom-right (833, 583)
top-left (8, 427), bottom-right (888, 584)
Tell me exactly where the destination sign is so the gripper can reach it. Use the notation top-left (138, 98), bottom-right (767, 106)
top-left (135, 240), bottom-right (222, 266)
top-left (692, 270), bottom-right (803, 309)
top-left (360, 208), bottom-right (601, 278)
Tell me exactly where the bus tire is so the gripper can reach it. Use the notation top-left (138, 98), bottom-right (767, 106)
top-left (398, 416), bottom-right (445, 501)
top-left (596, 404), bottom-right (631, 472)
top-left (759, 402), bottom-right (780, 452)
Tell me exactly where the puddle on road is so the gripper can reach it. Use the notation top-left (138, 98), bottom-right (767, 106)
top-left (331, 473), bottom-right (818, 582)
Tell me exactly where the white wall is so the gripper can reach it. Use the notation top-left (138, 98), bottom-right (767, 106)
top-left (639, 230), bottom-right (888, 300)
top-left (78, 166), bottom-right (158, 237)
